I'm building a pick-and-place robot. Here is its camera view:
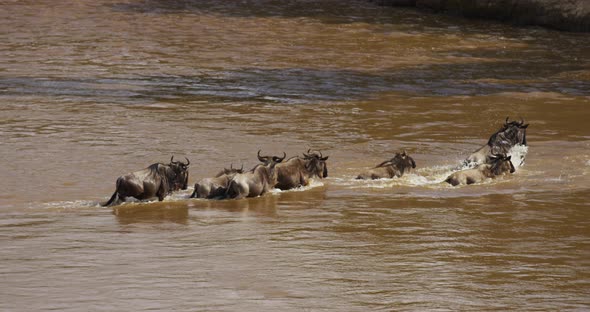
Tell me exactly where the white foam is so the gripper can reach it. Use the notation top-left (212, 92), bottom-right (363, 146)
top-left (165, 188), bottom-right (194, 201)
top-left (37, 200), bottom-right (101, 210)
top-left (330, 170), bottom-right (452, 189)
top-left (508, 144), bottom-right (528, 168)
top-left (269, 179), bottom-right (325, 194)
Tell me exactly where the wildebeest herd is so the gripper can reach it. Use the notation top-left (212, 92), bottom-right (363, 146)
top-left (102, 118), bottom-right (529, 206)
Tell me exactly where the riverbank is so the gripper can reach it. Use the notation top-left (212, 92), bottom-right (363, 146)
top-left (371, 0), bottom-right (590, 32)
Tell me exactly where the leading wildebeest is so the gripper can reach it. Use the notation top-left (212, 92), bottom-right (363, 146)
top-left (275, 149), bottom-right (329, 190)
top-left (225, 150), bottom-right (286, 199)
top-left (356, 150), bottom-right (416, 180)
top-left (102, 156), bottom-right (190, 206)
top-left (465, 117), bottom-right (529, 166)
top-left (190, 164), bottom-right (243, 199)
top-left (446, 153), bottom-right (515, 186)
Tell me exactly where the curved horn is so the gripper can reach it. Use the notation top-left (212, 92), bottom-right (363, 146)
top-left (257, 150), bottom-right (266, 162)
top-left (170, 155), bottom-right (175, 163)
top-left (505, 117), bottom-right (509, 125)
top-left (319, 150), bottom-right (323, 158)
top-left (402, 149), bottom-right (407, 156)
top-left (240, 164), bottom-right (244, 171)
top-left (230, 163), bottom-right (234, 170)
top-left (185, 157), bottom-right (190, 166)
top-left (520, 117), bottom-right (524, 126)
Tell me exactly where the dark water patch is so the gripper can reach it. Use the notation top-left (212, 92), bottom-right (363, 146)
top-left (110, 0), bottom-right (388, 24)
top-left (2, 61), bottom-right (589, 106)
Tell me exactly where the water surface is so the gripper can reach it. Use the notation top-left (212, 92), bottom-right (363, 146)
top-left (1, 1), bottom-right (589, 311)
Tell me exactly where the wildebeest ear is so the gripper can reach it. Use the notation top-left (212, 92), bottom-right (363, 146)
top-left (320, 156), bottom-right (329, 161)
top-left (521, 124), bottom-right (529, 128)
top-left (506, 156), bottom-right (512, 160)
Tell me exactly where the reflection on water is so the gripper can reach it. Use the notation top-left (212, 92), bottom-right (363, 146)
top-left (1, 0), bottom-right (589, 311)
top-left (113, 203), bottom-right (190, 225)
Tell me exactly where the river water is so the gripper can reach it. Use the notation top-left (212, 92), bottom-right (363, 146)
top-left (1, 1), bottom-right (589, 311)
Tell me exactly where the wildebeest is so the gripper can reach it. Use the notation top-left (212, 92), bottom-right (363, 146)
top-left (190, 164), bottom-right (244, 199)
top-left (225, 150), bottom-right (286, 199)
top-left (356, 150), bottom-right (416, 180)
top-left (102, 156), bottom-right (190, 206)
top-left (466, 117), bottom-right (529, 166)
top-left (446, 153), bottom-right (515, 186)
top-left (275, 149), bottom-right (329, 190)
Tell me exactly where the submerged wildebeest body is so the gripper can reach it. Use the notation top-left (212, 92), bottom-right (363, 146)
top-left (275, 150), bottom-right (329, 190)
top-left (466, 117), bottom-right (529, 166)
top-left (446, 154), bottom-right (515, 186)
top-left (102, 157), bottom-right (190, 206)
top-left (356, 150), bottom-right (416, 180)
top-left (190, 165), bottom-right (243, 199)
top-left (225, 151), bottom-right (286, 199)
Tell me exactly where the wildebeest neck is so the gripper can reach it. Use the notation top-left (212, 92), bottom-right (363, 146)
top-left (488, 120), bottom-right (527, 149)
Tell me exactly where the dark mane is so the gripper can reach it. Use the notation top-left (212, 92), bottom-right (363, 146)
top-left (488, 118), bottom-right (528, 148)
top-left (145, 162), bottom-right (175, 191)
top-left (248, 164), bottom-right (263, 173)
top-left (214, 170), bottom-right (226, 177)
top-left (374, 159), bottom-right (393, 169)
top-left (147, 162), bottom-right (166, 173)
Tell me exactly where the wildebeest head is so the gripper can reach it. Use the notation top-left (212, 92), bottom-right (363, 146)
top-left (489, 153), bottom-right (515, 176)
top-left (257, 150), bottom-right (286, 185)
top-left (302, 149), bottom-right (329, 178)
top-left (387, 150), bottom-right (416, 174)
top-left (257, 150), bottom-right (286, 167)
top-left (488, 117), bottom-right (529, 154)
top-left (169, 156), bottom-right (190, 190)
top-left (215, 164), bottom-right (244, 177)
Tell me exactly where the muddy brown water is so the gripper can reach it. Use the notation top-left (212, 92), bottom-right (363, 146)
top-left (1, 1), bottom-right (589, 311)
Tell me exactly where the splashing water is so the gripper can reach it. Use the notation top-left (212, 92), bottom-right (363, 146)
top-left (269, 179), bottom-right (325, 194)
top-left (508, 144), bottom-right (528, 168)
top-left (37, 200), bottom-right (101, 210)
top-left (335, 144), bottom-right (529, 189)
